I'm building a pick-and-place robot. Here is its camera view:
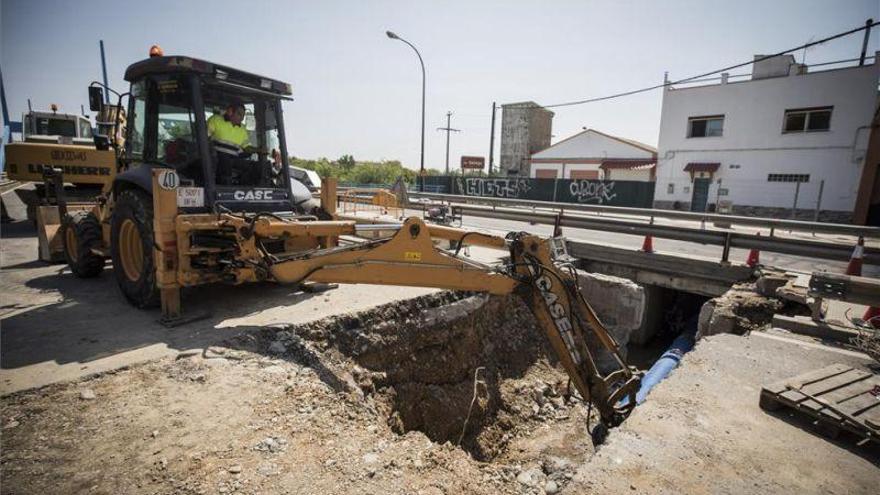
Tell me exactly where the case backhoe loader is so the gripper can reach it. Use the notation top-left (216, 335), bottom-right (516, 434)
top-left (57, 52), bottom-right (641, 426)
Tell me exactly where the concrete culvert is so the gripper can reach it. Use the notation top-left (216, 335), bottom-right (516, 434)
top-left (256, 291), bottom-right (587, 461)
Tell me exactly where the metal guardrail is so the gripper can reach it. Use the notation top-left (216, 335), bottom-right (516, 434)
top-left (406, 200), bottom-right (880, 265)
top-left (809, 272), bottom-right (880, 306)
top-left (408, 191), bottom-right (880, 239)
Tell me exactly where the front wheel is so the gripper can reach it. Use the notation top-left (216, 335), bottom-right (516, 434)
top-left (111, 189), bottom-right (159, 308)
top-left (61, 210), bottom-right (105, 277)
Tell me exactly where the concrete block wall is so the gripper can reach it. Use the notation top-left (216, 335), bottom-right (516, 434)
top-left (575, 271), bottom-right (647, 373)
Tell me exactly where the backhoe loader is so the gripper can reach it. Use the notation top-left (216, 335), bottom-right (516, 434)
top-left (57, 52), bottom-right (640, 426)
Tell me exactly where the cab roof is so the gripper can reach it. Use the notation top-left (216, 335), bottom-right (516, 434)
top-left (123, 56), bottom-right (292, 96)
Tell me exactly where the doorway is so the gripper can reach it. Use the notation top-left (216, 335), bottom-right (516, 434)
top-left (691, 178), bottom-right (710, 212)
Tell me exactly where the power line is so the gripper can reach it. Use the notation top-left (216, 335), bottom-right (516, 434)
top-left (505, 19), bottom-right (878, 110)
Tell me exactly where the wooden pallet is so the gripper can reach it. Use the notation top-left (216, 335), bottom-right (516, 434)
top-left (760, 363), bottom-right (880, 444)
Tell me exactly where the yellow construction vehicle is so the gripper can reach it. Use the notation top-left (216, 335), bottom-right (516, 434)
top-left (56, 52), bottom-right (640, 426)
top-left (4, 105), bottom-right (118, 186)
top-left (3, 103), bottom-right (123, 261)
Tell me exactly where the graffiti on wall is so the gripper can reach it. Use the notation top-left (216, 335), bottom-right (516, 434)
top-left (458, 178), bottom-right (532, 198)
top-left (569, 180), bottom-right (617, 204)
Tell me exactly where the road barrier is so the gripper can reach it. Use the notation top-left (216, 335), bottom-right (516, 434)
top-left (406, 198), bottom-right (880, 265)
top-left (408, 191), bottom-right (880, 239)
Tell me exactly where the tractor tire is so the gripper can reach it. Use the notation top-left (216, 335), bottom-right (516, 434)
top-left (111, 189), bottom-right (159, 308)
top-left (61, 210), bottom-right (106, 278)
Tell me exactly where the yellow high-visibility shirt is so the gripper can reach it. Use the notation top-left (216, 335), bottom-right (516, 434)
top-left (207, 114), bottom-right (249, 148)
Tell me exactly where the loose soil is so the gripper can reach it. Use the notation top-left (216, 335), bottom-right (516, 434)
top-left (1, 292), bottom-right (596, 494)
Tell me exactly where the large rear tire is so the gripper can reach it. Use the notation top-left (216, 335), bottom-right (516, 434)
top-left (61, 210), bottom-right (105, 277)
top-left (111, 189), bottom-right (159, 308)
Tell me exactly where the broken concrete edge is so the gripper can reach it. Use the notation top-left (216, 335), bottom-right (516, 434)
top-left (1, 359), bottom-right (144, 399)
top-left (697, 282), bottom-right (782, 340)
top-left (771, 315), bottom-right (864, 344)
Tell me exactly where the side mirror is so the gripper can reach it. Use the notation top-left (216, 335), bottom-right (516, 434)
top-left (93, 134), bottom-right (111, 151)
top-left (88, 87), bottom-right (104, 112)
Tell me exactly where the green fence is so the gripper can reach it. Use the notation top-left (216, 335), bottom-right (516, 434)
top-left (421, 176), bottom-right (655, 207)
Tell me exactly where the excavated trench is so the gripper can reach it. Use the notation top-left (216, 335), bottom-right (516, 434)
top-left (253, 291), bottom-right (577, 461)
top-left (244, 276), bottom-right (772, 462)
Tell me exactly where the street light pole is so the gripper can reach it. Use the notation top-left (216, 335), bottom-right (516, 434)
top-left (386, 31), bottom-right (426, 191)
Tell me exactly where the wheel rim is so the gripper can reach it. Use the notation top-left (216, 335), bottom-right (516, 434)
top-left (119, 219), bottom-right (144, 282)
top-left (65, 225), bottom-right (78, 260)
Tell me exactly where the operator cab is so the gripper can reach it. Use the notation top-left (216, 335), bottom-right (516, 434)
top-left (22, 108), bottom-right (94, 146)
top-left (96, 55), bottom-right (312, 213)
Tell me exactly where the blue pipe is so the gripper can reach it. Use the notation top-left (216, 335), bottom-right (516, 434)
top-left (619, 316), bottom-right (698, 408)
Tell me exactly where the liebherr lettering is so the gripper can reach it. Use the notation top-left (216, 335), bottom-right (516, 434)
top-left (26, 163), bottom-right (111, 176)
top-left (534, 274), bottom-right (583, 365)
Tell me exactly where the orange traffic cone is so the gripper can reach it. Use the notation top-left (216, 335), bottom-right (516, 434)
top-left (641, 234), bottom-right (654, 253)
top-left (746, 233), bottom-right (761, 267)
top-left (846, 237), bottom-right (864, 277)
top-left (862, 306), bottom-right (880, 328)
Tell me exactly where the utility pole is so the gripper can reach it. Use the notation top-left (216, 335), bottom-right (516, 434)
top-left (488, 102), bottom-right (497, 175)
top-left (99, 40), bottom-right (110, 104)
top-left (436, 111), bottom-right (460, 175)
top-left (859, 18), bottom-right (874, 66)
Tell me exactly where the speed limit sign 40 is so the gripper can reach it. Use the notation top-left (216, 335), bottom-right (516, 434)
top-left (158, 170), bottom-right (180, 190)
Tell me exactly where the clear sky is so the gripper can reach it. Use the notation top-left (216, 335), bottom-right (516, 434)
top-left (2, 0), bottom-right (878, 171)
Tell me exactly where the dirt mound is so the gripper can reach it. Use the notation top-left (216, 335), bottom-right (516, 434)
top-left (241, 291), bottom-right (582, 461)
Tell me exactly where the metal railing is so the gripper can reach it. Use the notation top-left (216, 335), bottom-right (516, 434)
top-left (408, 191), bottom-right (880, 239)
top-left (404, 198), bottom-right (879, 265)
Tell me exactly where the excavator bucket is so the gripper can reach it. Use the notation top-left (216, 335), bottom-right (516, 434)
top-left (35, 205), bottom-right (65, 263)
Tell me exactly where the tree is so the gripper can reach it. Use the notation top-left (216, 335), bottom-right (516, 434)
top-left (337, 154), bottom-right (356, 171)
top-left (288, 156), bottom-right (419, 185)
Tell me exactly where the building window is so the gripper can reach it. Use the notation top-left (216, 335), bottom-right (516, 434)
top-left (767, 174), bottom-right (810, 183)
top-left (783, 107), bottom-right (832, 133)
top-left (718, 188), bottom-right (729, 196)
top-left (687, 115), bottom-right (724, 138)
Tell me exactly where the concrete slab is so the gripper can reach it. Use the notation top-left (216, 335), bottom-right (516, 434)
top-left (772, 314), bottom-right (863, 343)
top-left (569, 332), bottom-right (879, 494)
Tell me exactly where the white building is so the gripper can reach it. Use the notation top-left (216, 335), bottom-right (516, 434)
top-left (653, 52), bottom-right (880, 223)
top-left (529, 128), bottom-right (657, 181)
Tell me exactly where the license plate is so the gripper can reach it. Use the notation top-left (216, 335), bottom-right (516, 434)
top-left (177, 187), bottom-right (204, 207)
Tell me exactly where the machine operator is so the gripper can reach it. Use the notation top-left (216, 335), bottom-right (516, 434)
top-left (207, 102), bottom-right (250, 149)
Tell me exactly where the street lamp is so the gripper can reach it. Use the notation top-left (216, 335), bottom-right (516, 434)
top-left (386, 30), bottom-right (426, 191)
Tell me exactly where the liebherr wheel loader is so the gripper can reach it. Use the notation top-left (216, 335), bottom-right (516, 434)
top-left (59, 52), bottom-right (641, 426)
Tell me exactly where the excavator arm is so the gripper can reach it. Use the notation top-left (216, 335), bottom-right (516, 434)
top-left (244, 216), bottom-right (640, 425)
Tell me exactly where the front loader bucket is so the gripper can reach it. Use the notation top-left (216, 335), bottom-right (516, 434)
top-left (35, 205), bottom-right (65, 263)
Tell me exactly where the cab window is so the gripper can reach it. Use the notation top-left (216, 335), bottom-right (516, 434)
top-left (128, 81), bottom-right (146, 160)
top-left (78, 118), bottom-right (93, 138)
